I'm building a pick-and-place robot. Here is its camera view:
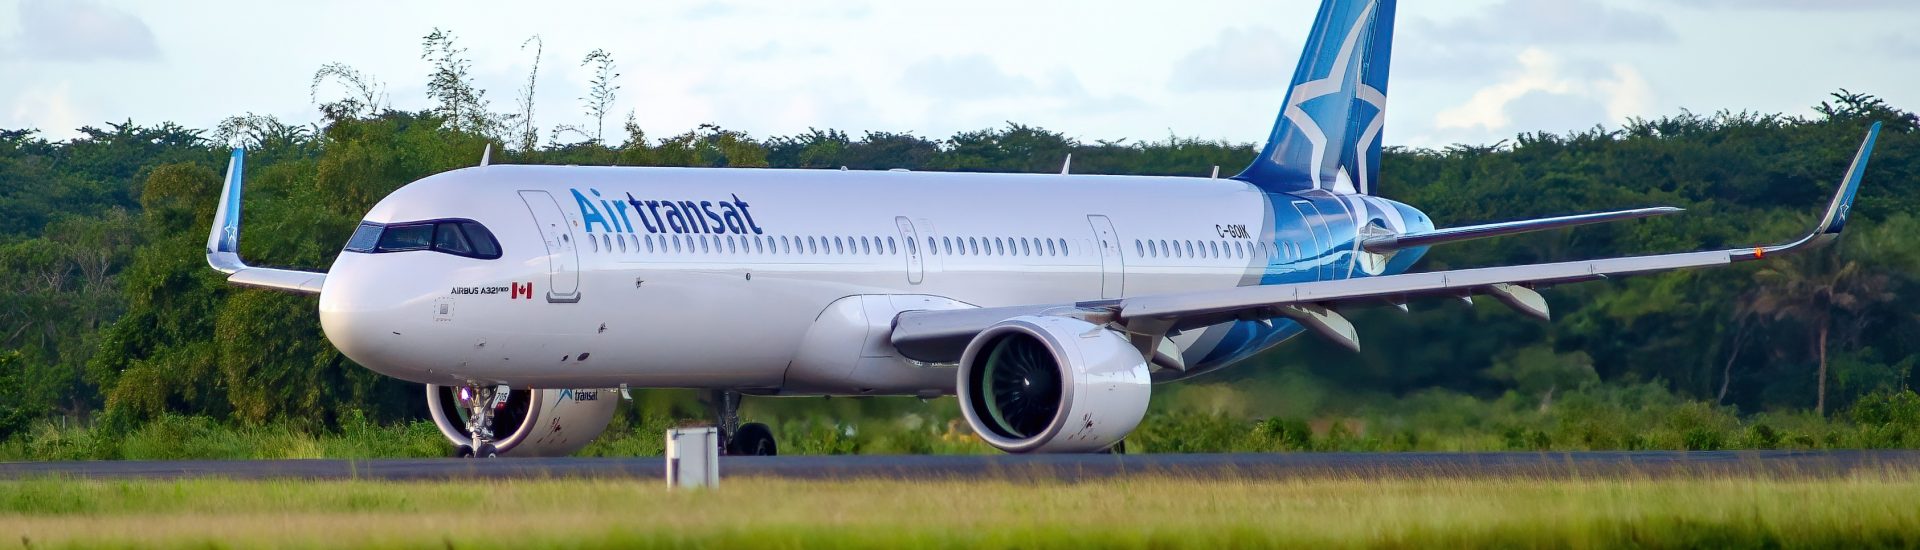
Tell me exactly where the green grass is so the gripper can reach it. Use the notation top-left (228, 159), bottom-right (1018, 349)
top-left (6, 387), bottom-right (1920, 460)
top-left (4, 472), bottom-right (1920, 548)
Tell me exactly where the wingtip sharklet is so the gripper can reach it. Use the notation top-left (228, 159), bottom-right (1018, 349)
top-left (203, 147), bottom-right (330, 294)
top-left (206, 148), bottom-right (246, 274)
top-left (1746, 121), bottom-right (1880, 259)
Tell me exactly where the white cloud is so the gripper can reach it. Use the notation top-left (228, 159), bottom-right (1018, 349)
top-left (1593, 64), bottom-right (1653, 122)
top-left (1671, 0), bottom-right (1920, 11)
top-left (1412, 0), bottom-right (1676, 45)
top-left (1879, 34), bottom-right (1920, 59)
top-left (1168, 26), bottom-right (1295, 92)
top-left (1434, 49), bottom-right (1575, 131)
top-left (9, 0), bottom-right (161, 62)
top-left (8, 81), bottom-right (83, 138)
top-left (899, 55), bottom-right (1036, 100)
top-left (1433, 49), bottom-right (1653, 133)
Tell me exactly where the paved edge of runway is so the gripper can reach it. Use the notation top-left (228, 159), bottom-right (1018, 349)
top-left (3, 450), bottom-right (1919, 481)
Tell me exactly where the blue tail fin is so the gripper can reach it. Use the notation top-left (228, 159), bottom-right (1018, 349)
top-left (1236, 0), bottom-right (1396, 195)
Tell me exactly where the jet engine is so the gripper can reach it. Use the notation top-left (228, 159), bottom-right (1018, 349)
top-left (425, 384), bottom-right (619, 457)
top-left (957, 316), bottom-right (1152, 453)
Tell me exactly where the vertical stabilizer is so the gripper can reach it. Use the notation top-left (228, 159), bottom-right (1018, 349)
top-left (1236, 0), bottom-right (1396, 195)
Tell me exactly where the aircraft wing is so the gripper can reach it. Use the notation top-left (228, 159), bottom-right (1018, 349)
top-left (205, 149), bottom-right (329, 294)
top-left (893, 123), bottom-right (1879, 363)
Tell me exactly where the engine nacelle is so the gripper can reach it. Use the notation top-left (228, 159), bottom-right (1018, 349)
top-left (425, 385), bottom-right (619, 457)
top-left (957, 316), bottom-right (1152, 453)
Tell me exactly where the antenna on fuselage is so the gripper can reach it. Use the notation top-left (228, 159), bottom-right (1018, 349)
top-left (480, 144), bottom-right (492, 167)
top-left (1060, 154), bottom-right (1072, 175)
top-left (1211, 166), bottom-right (1220, 179)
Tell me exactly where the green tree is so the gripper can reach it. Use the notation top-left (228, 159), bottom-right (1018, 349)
top-left (1747, 251), bottom-right (1896, 415)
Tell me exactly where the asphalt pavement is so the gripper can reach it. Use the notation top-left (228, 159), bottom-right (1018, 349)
top-left (2, 450), bottom-right (1915, 481)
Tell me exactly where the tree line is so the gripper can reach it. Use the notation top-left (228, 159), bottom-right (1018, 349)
top-left (0, 29), bottom-right (1916, 448)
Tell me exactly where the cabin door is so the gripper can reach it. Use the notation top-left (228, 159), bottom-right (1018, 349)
top-left (517, 190), bottom-right (582, 303)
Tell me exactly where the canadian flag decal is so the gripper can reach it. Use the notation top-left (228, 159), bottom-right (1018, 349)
top-left (511, 282), bottom-right (534, 299)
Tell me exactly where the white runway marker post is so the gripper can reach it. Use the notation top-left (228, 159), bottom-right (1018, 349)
top-left (666, 427), bottom-right (720, 490)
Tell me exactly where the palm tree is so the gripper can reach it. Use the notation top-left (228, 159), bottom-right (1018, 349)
top-left (1746, 251), bottom-right (1893, 415)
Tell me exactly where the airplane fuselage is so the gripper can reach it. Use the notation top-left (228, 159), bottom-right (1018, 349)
top-left (318, 165), bottom-right (1434, 395)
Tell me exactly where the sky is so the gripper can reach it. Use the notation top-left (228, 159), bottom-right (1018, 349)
top-left (0, 0), bottom-right (1915, 149)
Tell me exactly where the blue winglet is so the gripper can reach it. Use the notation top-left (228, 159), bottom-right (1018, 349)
top-left (1750, 122), bottom-right (1880, 258)
top-left (1815, 121), bottom-right (1879, 237)
top-left (206, 148), bottom-right (246, 272)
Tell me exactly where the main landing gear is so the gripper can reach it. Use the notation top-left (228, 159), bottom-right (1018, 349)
top-left (712, 390), bottom-right (778, 456)
top-left (452, 384), bottom-right (510, 459)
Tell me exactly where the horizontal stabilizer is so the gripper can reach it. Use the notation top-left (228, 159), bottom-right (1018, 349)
top-left (1362, 206), bottom-right (1682, 253)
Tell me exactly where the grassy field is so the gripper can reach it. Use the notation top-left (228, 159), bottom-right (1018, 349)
top-left (3, 471), bottom-right (1919, 548)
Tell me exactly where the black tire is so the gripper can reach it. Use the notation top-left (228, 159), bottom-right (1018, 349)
top-left (1099, 440), bottom-right (1127, 455)
top-left (476, 443), bottom-right (500, 458)
top-left (453, 444), bottom-right (474, 459)
top-left (728, 423), bottom-right (778, 456)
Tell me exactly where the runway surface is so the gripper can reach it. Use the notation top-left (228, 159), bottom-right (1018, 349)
top-left (3, 450), bottom-right (1917, 481)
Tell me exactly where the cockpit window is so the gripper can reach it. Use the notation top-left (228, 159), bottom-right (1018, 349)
top-left (462, 222), bottom-right (498, 257)
top-left (433, 223), bottom-right (472, 255)
top-left (376, 224), bottom-right (433, 252)
top-left (345, 222), bottom-right (382, 253)
top-left (345, 219), bottom-right (502, 260)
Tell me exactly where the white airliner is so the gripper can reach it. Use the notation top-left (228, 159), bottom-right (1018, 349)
top-left (207, 0), bottom-right (1881, 457)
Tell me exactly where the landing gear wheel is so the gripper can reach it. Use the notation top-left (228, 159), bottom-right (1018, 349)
top-left (455, 383), bottom-right (512, 459)
top-left (1099, 440), bottom-right (1127, 455)
top-left (453, 444), bottom-right (474, 458)
top-left (727, 422), bottom-right (778, 456)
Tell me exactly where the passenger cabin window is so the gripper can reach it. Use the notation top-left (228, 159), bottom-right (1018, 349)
top-left (345, 219), bottom-right (501, 260)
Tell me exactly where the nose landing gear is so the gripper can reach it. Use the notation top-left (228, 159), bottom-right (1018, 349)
top-left (712, 390), bottom-right (778, 456)
top-left (453, 384), bottom-right (510, 459)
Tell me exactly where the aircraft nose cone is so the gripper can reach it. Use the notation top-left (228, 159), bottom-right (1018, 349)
top-left (318, 255), bottom-right (435, 383)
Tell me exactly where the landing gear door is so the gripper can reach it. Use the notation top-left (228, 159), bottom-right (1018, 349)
top-left (1087, 214), bottom-right (1125, 299)
top-left (517, 190), bottom-right (582, 303)
top-left (895, 216), bottom-right (924, 285)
